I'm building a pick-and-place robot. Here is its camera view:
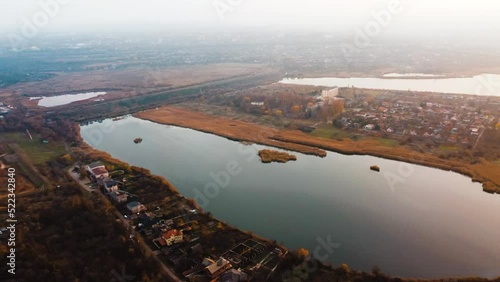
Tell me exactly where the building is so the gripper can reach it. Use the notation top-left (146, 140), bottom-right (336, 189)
top-left (321, 88), bottom-right (339, 99)
top-left (250, 101), bottom-right (264, 106)
top-left (205, 258), bottom-right (232, 280)
top-left (162, 229), bottom-right (183, 246)
top-left (101, 177), bottom-right (118, 193)
top-left (86, 161), bottom-right (109, 181)
top-left (363, 124), bottom-right (375, 131)
top-left (220, 269), bottom-right (248, 282)
top-left (127, 201), bottom-right (146, 213)
top-left (109, 191), bottom-right (128, 203)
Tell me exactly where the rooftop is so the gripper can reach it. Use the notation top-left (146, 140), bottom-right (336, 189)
top-left (127, 201), bottom-right (141, 209)
top-left (163, 229), bottom-right (182, 238)
top-left (92, 167), bottom-right (108, 176)
top-left (206, 258), bottom-right (231, 275)
top-left (87, 161), bottom-right (104, 169)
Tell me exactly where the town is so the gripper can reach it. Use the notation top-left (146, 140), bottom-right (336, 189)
top-left (333, 88), bottom-right (499, 147)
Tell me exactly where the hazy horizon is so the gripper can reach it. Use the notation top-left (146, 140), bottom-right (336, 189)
top-left (1, 0), bottom-right (500, 41)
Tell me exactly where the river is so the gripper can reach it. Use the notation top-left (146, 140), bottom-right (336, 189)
top-left (81, 117), bottom-right (500, 278)
top-left (280, 74), bottom-right (500, 96)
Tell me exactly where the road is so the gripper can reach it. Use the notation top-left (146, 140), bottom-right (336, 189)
top-left (66, 163), bottom-right (184, 282)
top-left (114, 211), bottom-right (184, 282)
top-left (473, 128), bottom-right (484, 150)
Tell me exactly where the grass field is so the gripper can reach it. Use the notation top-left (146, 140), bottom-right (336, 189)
top-left (1, 132), bottom-right (66, 165)
top-left (438, 145), bottom-right (460, 152)
top-left (309, 125), bottom-right (352, 140)
top-left (375, 138), bottom-right (399, 148)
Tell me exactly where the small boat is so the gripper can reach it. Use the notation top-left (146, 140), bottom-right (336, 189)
top-left (370, 165), bottom-right (380, 172)
top-left (133, 138), bottom-right (143, 144)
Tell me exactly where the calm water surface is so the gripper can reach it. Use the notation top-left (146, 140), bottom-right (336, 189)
top-left (281, 74), bottom-right (500, 96)
top-left (81, 117), bottom-right (500, 278)
top-left (36, 91), bottom-right (107, 107)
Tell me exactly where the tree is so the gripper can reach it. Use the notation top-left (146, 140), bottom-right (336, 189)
top-left (58, 154), bottom-right (74, 166)
top-left (79, 166), bottom-right (88, 180)
top-left (297, 248), bottom-right (309, 258)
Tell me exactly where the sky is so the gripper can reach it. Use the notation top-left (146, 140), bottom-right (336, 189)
top-left (1, 0), bottom-right (500, 36)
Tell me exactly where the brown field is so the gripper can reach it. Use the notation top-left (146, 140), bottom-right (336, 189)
top-left (135, 106), bottom-right (327, 157)
top-left (1, 63), bottom-right (267, 106)
top-left (136, 106), bottom-right (500, 194)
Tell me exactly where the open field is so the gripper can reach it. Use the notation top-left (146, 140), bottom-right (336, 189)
top-left (136, 106), bottom-right (500, 194)
top-left (309, 125), bottom-right (353, 140)
top-left (0, 63), bottom-right (268, 107)
top-left (0, 132), bottom-right (66, 165)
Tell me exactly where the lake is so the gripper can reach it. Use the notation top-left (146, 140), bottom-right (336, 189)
top-left (81, 117), bottom-right (500, 278)
top-left (280, 74), bottom-right (500, 96)
top-left (35, 91), bottom-right (107, 107)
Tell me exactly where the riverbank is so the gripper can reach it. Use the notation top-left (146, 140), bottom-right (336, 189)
top-left (135, 106), bottom-right (500, 194)
top-left (135, 107), bottom-right (327, 157)
top-left (76, 123), bottom-right (500, 281)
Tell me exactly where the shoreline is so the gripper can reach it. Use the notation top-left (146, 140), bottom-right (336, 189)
top-left (75, 115), bottom-right (500, 280)
top-left (135, 107), bottom-right (500, 195)
top-left (136, 108), bottom-right (327, 157)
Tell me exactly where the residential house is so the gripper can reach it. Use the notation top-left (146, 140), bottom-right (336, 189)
top-left (162, 229), bottom-right (183, 246)
top-left (205, 258), bottom-right (232, 280)
top-left (86, 161), bottom-right (109, 181)
top-left (127, 201), bottom-right (147, 213)
top-left (363, 124), bottom-right (375, 131)
top-left (109, 191), bottom-right (128, 203)
top-left (220, 269), bottom-right (248, 282)
top-left (101, 177), bottom-right (118, 193)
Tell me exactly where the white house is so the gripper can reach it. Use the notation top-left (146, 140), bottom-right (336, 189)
top-left (321, 88), bottom-right (339, 99)
top-left (363, 124), bottom-right (375, 131)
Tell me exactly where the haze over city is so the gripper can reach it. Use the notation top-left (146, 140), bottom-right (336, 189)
top-left (1, 0), bottom-right (500, 38)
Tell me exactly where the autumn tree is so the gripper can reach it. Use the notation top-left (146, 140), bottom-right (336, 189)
top-left (290, 105), bottom-right (301, 117)
top-left (297, 248), bottom-right (309, 258)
